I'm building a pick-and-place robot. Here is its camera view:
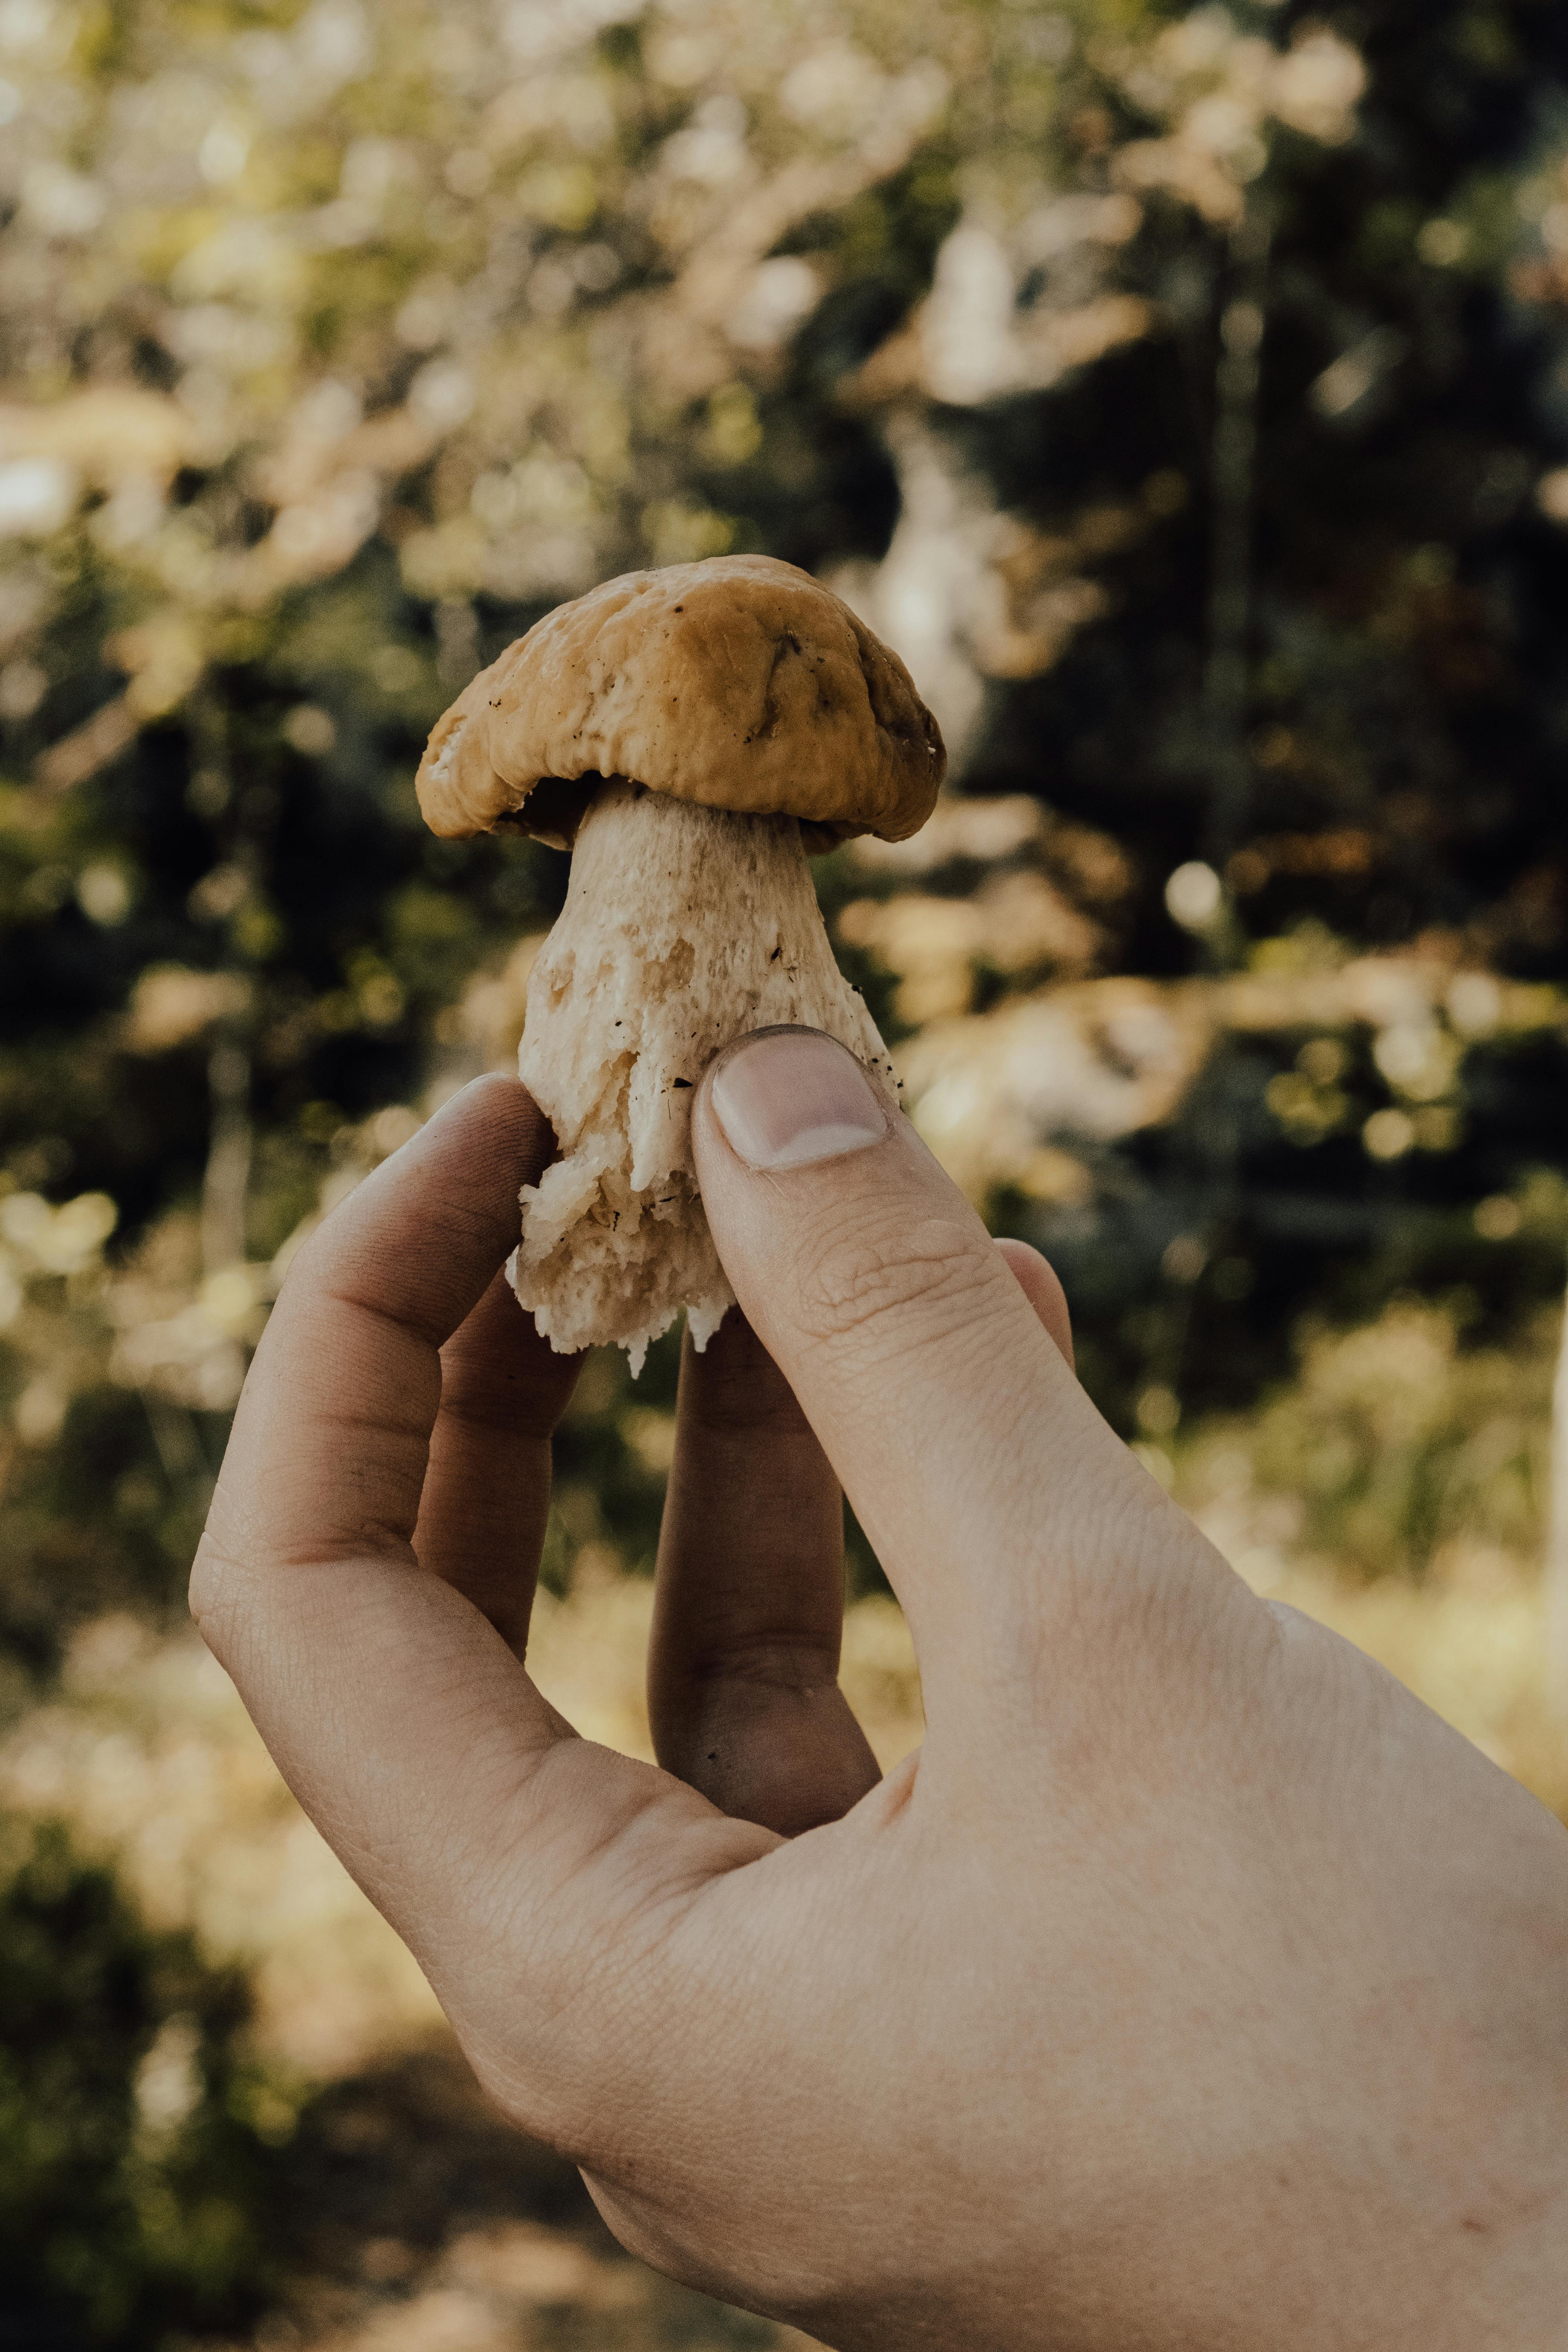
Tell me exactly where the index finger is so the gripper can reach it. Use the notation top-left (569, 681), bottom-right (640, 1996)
top-left (190, 1076), bottom-right (562, 1838)
top-left (190, 1077), bottom-right (760, 2141)
top-left (219, 1075), bottom-right (551, 1581)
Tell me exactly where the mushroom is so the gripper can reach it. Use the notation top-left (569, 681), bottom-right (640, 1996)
top-left (416, 554), bottom-right (944, 1372)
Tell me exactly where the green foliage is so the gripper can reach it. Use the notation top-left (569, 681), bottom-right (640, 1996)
top-left (0, 1821), bottom-right (288, 2349)
top-left (1179, 1292), bottom-right (1559, 1579)
top-left (0, 0), bottom-right (1565, 1640)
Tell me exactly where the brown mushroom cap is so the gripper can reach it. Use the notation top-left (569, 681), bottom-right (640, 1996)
top-left (415, 553), bottom-right (945, 852)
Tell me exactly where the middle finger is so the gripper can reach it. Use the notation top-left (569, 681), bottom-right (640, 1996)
top-left (649, 1310), bottom-right (880, 1836)
top-left (414, 1271), bottom-right (583, 1654)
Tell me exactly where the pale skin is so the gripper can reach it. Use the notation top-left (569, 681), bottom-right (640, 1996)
top-left (192, 1029), bottom-right (1568, 2350)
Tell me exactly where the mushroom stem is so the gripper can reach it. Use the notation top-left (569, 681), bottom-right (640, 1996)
top-left (512, 778), bottom-right (894, 1373)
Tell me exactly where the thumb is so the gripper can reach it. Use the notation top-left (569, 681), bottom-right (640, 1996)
top-left (689, 1026), bottom-right (1149, 1707)
top-left (997, 1236), bottom-right (1075, 1368)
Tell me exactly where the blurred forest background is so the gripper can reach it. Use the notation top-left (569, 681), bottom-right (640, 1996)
top-left (3, 0), bottom-right (1568, 2342)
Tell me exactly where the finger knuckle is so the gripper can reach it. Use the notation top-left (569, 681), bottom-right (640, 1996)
top-left (794, 1209), bottom-right (997, 1355)
top-left (187, 1536), bottom-right (244, 1657)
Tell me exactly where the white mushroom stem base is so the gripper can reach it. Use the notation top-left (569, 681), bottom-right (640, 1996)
top-left (513, 779), bottom-right (894, 1373)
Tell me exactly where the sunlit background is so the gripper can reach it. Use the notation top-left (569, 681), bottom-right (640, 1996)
top-left (3, 0), bottom-right (1568, 2341)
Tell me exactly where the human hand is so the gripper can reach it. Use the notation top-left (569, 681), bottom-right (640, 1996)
top-left (192, 1030), bottom-right (1568, 2350)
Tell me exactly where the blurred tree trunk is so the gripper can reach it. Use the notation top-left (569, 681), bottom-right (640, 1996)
top-left (201, 1032), bottom-right (253, 1277)
top-left (1547, 1278), bottom-right (1568, 1719)
top-left (191, 691), bottom-right (257, 1279)
top-left (1147, 196), bottom-right (1274, 1424)
top-left (1202, 198), bottom-right (1271, 883)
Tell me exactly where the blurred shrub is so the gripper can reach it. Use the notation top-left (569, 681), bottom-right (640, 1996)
top-left (1179, 1297), bottom-right (1558, 1580)
top-left (0, 1184), bottom-right (222, 1674)
top-left (0, 1820), bottom-right (289, 2350)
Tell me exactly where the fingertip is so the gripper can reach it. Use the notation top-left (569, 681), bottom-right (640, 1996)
top-left (424, 1071), bottom-right (557, 1171)
top-left (996, 1238), bottom-right (1075, 1370)
top-left (280, 1072), bottom-right (558, 1347)
top-left (695, 1026), bottom-right (891, 1177)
